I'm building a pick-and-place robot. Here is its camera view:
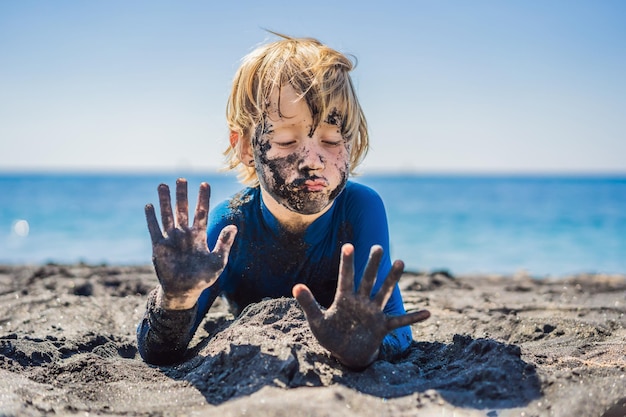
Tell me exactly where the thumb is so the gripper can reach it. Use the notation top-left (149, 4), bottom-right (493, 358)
top-left (386, 309), bottom-right (431, 331)
top-left (212, 225), bottom-right (238, 256)
top-left (293, 283), bottom-right (323, 323)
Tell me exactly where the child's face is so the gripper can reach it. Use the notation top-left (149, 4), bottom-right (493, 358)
top-left (251, 85), bottom-right (351, 216)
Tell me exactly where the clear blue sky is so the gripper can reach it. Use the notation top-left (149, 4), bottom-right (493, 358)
top-left (1, 0), bottom-right (625, 173)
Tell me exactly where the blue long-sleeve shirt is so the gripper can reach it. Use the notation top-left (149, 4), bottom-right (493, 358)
top-left (137, 181), bottom-right (412, 365)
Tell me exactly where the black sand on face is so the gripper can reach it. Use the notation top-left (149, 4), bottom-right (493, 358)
top-left (0, 264), bottom-right (625, 416)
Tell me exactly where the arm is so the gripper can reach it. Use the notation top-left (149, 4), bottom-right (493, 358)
top-left (349, 186), bottom-right (413, 358)
top-left (136, 178), bottom-right (237, 365)
top-left (136, 288), bottom-right (198, 365)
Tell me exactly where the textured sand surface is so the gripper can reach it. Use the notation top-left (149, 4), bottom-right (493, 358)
top-left (1, 264), bottom-right (624, 416)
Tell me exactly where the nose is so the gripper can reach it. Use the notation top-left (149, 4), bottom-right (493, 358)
top-left (298, 141), bottom-right (325, 173)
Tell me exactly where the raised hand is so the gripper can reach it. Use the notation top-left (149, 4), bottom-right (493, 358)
top-left (145, 178), bottom-right (237, 310)
top-left (293, 244), bottom-right (430, 369)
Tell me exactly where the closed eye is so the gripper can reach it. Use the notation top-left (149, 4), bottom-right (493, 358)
top-left (274, 140), bottom-right (297, 148)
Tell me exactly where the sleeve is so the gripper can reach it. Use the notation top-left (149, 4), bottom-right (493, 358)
top-left (347, 184), bottom-right (413, 359)
top-left (136, 288), bottom-right (198, 365)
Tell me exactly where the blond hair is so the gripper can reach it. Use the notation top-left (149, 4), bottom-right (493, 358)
top-left (224, 33), bottom-right (369, 185)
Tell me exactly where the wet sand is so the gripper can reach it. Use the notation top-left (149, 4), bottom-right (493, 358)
top-left (1, 264), bottom-right (625, 416)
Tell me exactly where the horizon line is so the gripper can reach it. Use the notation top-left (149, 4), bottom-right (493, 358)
top-left (1, 166), bottom-right (626, 178)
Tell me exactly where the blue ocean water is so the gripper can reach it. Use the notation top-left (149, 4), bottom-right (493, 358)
top-left (1, 172), bottom-right (625, 277)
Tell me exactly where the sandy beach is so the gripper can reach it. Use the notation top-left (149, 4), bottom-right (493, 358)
top-left (1, 263), bottom-right (624, 416)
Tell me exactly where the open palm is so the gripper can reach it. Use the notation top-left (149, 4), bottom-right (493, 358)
top-left (145, 178), bottom-right (237, 310)
top-left (293, 244), bottom-right (430, 369)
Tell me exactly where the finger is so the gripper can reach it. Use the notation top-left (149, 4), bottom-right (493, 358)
top-left (210, 225), bottom-right (238, 259)
top-left (292, 283), bottom-right (324, 323)
top-left (175, 178), bottom-right (189, 228)
top-left (157, 183), bottom-right (174, 233)
top-left (192, 182), bottom-right (211, 232)
top-left (336, 243), bottom-right (355, 296)
top-left (357, 245), bottom-right (383, 299)
top-left (145, 203), bottom-right (163, 245)
top-left (373, 259), bottom-right (404, 309)
top-left (386, 310), bottom-right (431, 331)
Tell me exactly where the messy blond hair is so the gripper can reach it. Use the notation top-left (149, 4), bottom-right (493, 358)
top-left (224, 33), bottom-right (369, 186)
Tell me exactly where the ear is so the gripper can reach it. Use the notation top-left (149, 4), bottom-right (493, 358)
top-left (230, 130), bottom-right (255, 167)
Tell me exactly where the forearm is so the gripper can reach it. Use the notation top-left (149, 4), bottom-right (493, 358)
top-left (136, 287), bottom-right (197, 365)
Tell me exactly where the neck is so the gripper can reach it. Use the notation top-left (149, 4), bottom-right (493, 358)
top-left (260, 188), bottom-right (333, 233)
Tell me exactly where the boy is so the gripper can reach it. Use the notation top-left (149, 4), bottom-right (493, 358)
top-left (137, 34), bottom-right (430, 369)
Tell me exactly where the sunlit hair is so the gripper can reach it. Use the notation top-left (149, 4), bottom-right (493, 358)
top-left (224, 33), bottom-right (369, 186)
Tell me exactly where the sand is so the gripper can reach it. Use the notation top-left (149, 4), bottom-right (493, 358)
top-left (0, 263), bottom-right (624, 417)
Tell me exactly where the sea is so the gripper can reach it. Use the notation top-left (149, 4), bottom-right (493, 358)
top-left (1, 172), bottom-right (625, 277)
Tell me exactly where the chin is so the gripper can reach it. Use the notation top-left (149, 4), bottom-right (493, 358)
top-left (286, 197), bottom-right (331, 216)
